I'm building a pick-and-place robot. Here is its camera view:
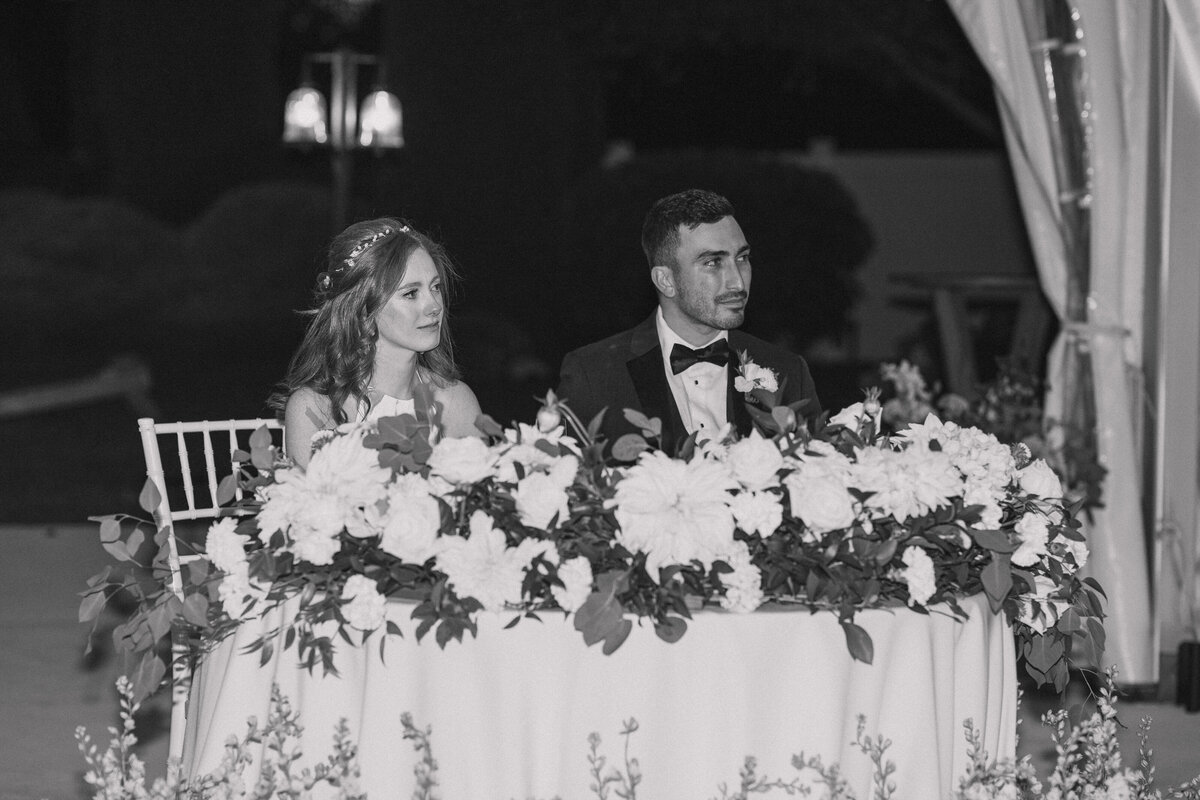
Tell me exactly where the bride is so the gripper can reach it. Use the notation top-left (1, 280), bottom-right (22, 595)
top-left (269, 217), bottom-right (482, 467)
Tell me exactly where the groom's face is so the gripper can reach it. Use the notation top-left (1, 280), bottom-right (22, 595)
top-left (668, 216), bottom-right (752, 332)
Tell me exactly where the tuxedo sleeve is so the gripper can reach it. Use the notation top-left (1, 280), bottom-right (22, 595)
top-left (785, 355), bottom-right (822, 419)
top-left (555, 351), bottom-right (603, 434)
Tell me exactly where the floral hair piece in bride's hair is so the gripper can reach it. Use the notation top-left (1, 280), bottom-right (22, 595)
top-left (316, 224), bottom-right (413, 296)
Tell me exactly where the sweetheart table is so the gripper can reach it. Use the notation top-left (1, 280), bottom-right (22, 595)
top-left (182, 592), bottom-right (1016, 799)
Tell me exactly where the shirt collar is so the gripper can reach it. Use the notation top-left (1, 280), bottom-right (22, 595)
top-left (655, 306), bottom-right (729, 353)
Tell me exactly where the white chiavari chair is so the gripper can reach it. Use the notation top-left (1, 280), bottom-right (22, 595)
top-left (136, 417), bottom-right (285, 763)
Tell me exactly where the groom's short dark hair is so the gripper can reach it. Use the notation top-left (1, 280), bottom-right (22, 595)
top-left (641, 189), bottom-right (735, 268)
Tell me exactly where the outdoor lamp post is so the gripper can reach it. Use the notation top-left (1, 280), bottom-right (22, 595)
top-left (283, 47), bottom-right (403, 232)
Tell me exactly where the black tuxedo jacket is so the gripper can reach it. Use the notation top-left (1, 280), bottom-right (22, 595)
top-left (556, 313), bottom-right (821, 456)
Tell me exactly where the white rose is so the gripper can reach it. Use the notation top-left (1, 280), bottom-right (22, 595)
top-left (551, 556), bottom-right (594, 612)
top-left (726, 431), bottom-right (784, 490)
top-left (428, 436), bottom-right (498, 485)
top-left (513, 471), bottom-right (571, 530)
top-left (734, 361), bottom-right (778, 393)
top-left (1018, 459), bottom-right (1063, 500)
top-left (784, 470), bottom-right (857, 535)
top-left (377, 473), bottom-right (443, 564)
top-left (1012, 512), bottom-right (1050, 567)
top-left (340, 574), bottom-right (387, 631)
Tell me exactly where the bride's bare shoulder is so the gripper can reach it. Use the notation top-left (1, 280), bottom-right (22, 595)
top-left (432, 378), bottom-right (484, 437)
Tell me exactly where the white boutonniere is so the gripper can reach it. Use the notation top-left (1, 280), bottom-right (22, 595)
top-left (733, 351), bottom-right (779, 396)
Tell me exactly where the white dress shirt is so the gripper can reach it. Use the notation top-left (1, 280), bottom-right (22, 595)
top-left (655, 307), bottom-right (729, 438)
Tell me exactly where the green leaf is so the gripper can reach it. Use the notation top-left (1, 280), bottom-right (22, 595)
top-left (182, 593), bottom-right (210, 626)
top-left (102, 540), bottom-right (131, 563)
top-left (981, 553), bottom-right (1013, 614)
top-left (126, 528), bottom-right (145, 556)
top-left (475, 414), bottom-right (505, 438)
top-left (574, 571), bottom-right (631, 653)
top-left (1055, 607), bottom-right (1083, 634)
top-left (841, 622), bottom-right (874, 664)
top-left (771, 405), bottom-right (797, 433)
top-left (1024, 633), bottom-right (1065, 673)
top-left (78, 589), bottom-right (109, 623)
top-left (622, 408), bottom-right (661, 438)
top-left (98, 517), bottom-right (122, 544)
top-left (654, 616), bottom-right (687, 644)
top-left (970, 529), bottom-right (1017, 554)
top-left (130, 653), bottom-right (167, 703)
top-left (249, 425), bottom-right (275, 469)
top-left (139, 478), bottom-right (162, 514)
top-left (216, 473), bottom-right (239, 505)
top-left (611, 434), bottom-right (649, 462)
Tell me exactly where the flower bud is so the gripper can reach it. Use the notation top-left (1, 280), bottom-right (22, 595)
top-left (536, 405), bottom-right (562, 432)
top-left (863, 398), bottom-right (881, 417)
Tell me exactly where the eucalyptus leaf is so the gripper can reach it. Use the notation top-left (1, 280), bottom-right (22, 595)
top-left (98, 517), bottom-right (122, 544)
top-left (611, 434), bottom-right (649, 462)
top-left (970, 529), bottom-right (1017, 554)
top-left (131, 652), bottom-right (167, 703)
top-left (139, 478), bottom-right (162, 514)
top-left (216, 473), bottom-right (239, 505)
top-left (78, 589), bottom-right (108, 623)
top-left (654, 616), bottom-right (687, 644)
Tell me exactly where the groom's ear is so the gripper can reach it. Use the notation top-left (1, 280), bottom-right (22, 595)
top-left (650, 265), bottom-right (676, 297)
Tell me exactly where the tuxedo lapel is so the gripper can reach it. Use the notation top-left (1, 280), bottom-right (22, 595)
top-left (626, 315), bottom-right (686, 452)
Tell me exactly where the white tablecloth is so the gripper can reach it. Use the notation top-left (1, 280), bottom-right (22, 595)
top-left (182, 593), bottom-right (1016, 799)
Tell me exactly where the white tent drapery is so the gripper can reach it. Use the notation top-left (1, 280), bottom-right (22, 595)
top-left (946, 0), bottom-right (1156, 684)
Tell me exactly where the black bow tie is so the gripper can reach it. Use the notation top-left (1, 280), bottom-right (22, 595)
top-left (669, 340), bottom-right (731, 374)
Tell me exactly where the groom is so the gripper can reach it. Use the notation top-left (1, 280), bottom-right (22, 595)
top-left (556, 189), bottom-right (820, 457)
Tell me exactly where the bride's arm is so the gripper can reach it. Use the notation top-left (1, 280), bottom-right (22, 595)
top-left (436, 380), bottom-right (484, 439)
top-left (283, 387), bottom-right (333, 467)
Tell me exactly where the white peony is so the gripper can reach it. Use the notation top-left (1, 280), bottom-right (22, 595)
top-left (899, 546), bottom-right (937, 607)
top-left (1054, 529), bottom-right (1089, 573)
top-left (255, 428), bottom-right (389, 565)
top-left (206, 518), bottom-right (248, 576)
top-left (1012, 512), bottom-right (1050, 567)
top-left (728, 490), bottom-right (784, 537)
top-left (851, 445), bottom-right (962, 524)
top-left (1016, 574), bottom-right (1069, 634)
top-left (718, 540), bottom-right (764, 613)
top-left (607, 450), bottom-right (738, 581)
top-left (435, 511), bottom-right (545, 611)
top-left (428, 436), bottom-right (498, 485)
top-left (725, 430), bottom-right (784, 490)
top-left (340, 574), bottom-right (387, 631)
top-left (551, 556), bottom-right (594, 612)
top-left (1018, 458), bottom-right (1064, 500)
top-left (375, 473), bottom-right (443, 565)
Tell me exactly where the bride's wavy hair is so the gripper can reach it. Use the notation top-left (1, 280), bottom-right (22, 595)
top-left (268, 217), bottom-right (462, 424)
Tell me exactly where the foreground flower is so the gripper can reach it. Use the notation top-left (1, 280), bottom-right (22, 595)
top-left (511, 455), bottom-right (578, 530)
top-left (256, 429), bottom-right (390, 565)
top-left (733, 355), bottom-right (778, 394)
top-left (851, 445), bottom-right (961, 524)
top-left (427, 436), bottom-right (498, 485)
top-left (374, 473), bottom-right (443, 565)
top-left (207, 518), bottom-right (268, 619)
top-left (1018, 458), bottom-right (1064, 500)
top-left (899, 546), bottom-right (937, 607)
top-left (340, 575), bottom-right (387, 631)
top-left (1011, 512), bottom-right (1050, 567)
top-left (728, 490), bottom-right (784, 537)
top-left (784, 456), bottom-right (856, 535)
top-left (1016, 574), bottom-right (1070, 634)
top-left (436, 511), bottom-right (549, 611)
top-left (725, 430), bottom-right (784, 490)
top-left (718, 540), bottom-right (764, 613)
top-left (608, 450), bottom-right (738, 580)
top-left (551, 556), bottom-right (594, 612)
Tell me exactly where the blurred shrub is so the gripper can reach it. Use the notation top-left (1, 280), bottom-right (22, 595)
top-left (558, 150), bottom-right (873, 354)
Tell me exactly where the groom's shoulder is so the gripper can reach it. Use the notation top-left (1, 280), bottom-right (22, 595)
top-left (730, 330), bottom-right (807, 368)
top-left (561, 326), bottom-right (638, 362)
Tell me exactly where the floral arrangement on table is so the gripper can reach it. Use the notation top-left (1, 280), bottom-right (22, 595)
top-left (84, 363), bottom-right (1105, 704)
top-left (878, 358), bottom-right (1107, 512)
top-left (72, 671), bottom-right (1200, 800)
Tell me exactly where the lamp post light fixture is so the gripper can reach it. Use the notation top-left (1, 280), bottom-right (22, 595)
top-left (283, 47), bottom-right (403, 231)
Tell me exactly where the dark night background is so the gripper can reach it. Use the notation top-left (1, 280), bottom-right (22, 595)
top-left (0, 0), bottom-right (1005, 521)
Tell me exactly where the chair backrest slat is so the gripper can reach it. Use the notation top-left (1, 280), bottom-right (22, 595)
top-left (202, 427), bottom-right (218, 514)
top-left (176, 429), bottom-right (195, 516)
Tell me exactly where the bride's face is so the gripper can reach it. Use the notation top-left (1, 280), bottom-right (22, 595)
top-left (374, 248), bottom-right (444, 355)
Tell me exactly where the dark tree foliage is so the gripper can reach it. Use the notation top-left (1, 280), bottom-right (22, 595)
top-left (558, 150), bottom-right (874, 354)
